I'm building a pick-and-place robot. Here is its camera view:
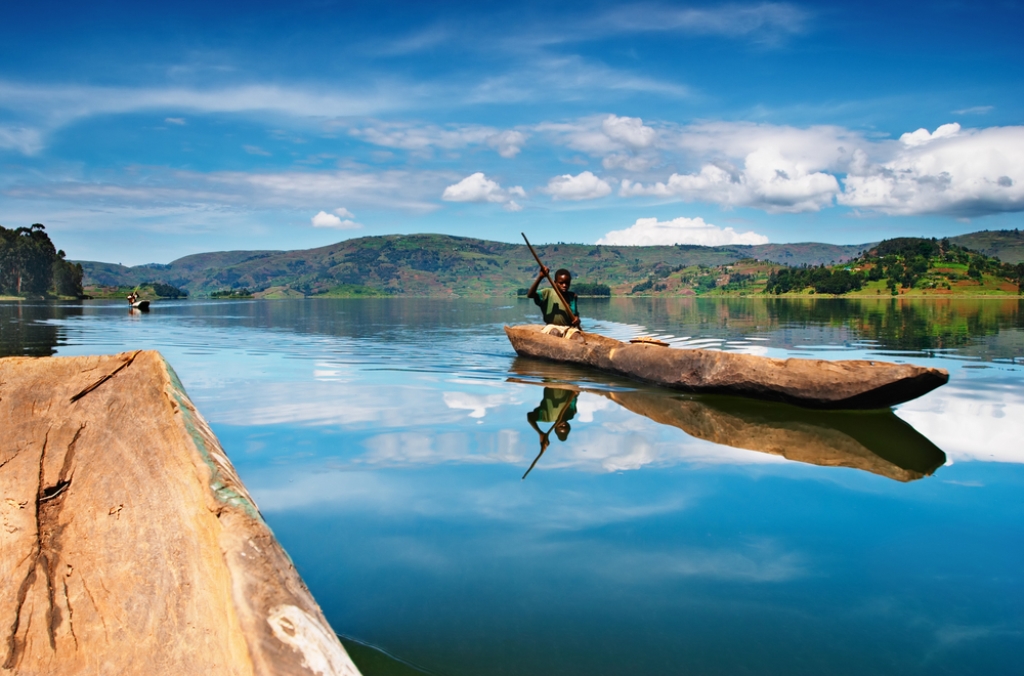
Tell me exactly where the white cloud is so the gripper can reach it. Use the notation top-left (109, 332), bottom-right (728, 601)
top-left (7, 168), bottom-right (450, 214)
top-left (592, 3), bottom-right (809, 42)
top-left (536, 114), bottom-right (664, 156)
top-left (602, 153), bottom-right (657, 172)
top-left (899, 122), bottom-right (961, 148)
top-left (601, 115), bottom-right (656, 149)
top-left (621, 155), bottom-right (840, 213)
top-left (443, 391), bottom-right (519, 419)
top-left (896, 379), bottom-right (1024, 464)
top-left (543, 171), bottom-right (613, 201)
top-left (441, 172), bottom-right (525, 210)
top-left (333, 207), bottom-right (355, 218)
top-left (0, 126), bottom-right (44, 155)
top-left (348, 122), bottom-right (525, 158)
top-left (242, 144), bottom-right (271, 156)
top-left (486, 130), bottom-right (527, 158)
top-left (311, 210), bottom-right (361, 229)
top-left (952, 106), bottom-right (993, 115)
top-left (0, 80), bottom-right (414, 155)
top-left (597, 216), bottom-right (769, 246)
top-left (839, 124), bottom-right (1024, 217)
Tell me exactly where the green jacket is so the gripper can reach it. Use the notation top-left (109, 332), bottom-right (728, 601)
top-left (532, 287), bottom-right (578, 326)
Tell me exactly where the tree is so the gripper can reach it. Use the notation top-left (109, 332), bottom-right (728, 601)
top-left (0, 223), bottom-right (81, 296)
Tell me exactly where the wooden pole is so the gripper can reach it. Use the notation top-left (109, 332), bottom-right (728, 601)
top-left (521, 233), bottom-right (578, 325)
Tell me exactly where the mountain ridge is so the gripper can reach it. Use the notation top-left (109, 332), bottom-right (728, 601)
top-left (75, 229), bottom-right (1024, 297)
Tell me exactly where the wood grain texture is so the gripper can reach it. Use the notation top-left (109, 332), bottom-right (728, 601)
top-left (0, 351), bottom-right (361, 676)
top-left (505, 324), bottom-right (949, 409)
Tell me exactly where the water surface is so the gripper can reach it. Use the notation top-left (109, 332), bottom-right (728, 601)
top-left (3, 297), bottom-right (1022, 675)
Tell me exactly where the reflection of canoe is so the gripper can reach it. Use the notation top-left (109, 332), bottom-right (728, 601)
top-left (131, 300), bottom-right (150, 311)
top-left (509, 359), bottom-right (946, 482)
top-left (505, 324), bottom-right (948, 410)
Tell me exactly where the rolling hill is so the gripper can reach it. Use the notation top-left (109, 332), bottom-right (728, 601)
top-left (77, 234), bottom-right (869, 297)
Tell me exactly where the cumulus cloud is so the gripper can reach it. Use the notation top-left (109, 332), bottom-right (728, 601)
top-left (597, 216), bottom-right (769, 246)
top-left (537, 114), bottom-right (660, 156)
top-left (839, 124), bottom-right (1024, 217)
top-left (311, 210), bottom-right (361, 229)
top-left (621, 153), bottom-right (840, 213)
top-left (602, 115), bottom-right (657, 149)
top-left (543, 171), bottom-right (613, 201)
top-left (603, 120), bottom-right (1024, 217)
top-left (442, 172), bottom-right (524, 211)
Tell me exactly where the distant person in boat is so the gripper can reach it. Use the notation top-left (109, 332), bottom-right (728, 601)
top-left (127, 291), bottom-right (138, 306)
top-left (527, 265), bottom-right (580, 336)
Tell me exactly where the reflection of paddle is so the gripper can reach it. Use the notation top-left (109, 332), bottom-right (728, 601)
top-left (522, 232), bottom-right (578, 326)
top-left (522, 390), bottom-right (579, 480)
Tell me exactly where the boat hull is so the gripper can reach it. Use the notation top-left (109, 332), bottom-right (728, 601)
top-left (504, 324), bottom-right (948, 410)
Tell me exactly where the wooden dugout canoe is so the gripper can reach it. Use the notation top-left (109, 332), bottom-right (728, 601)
top-left (0, 351), bottom-right (361, 676)
top-left (504, 324), bottom-right (949, 410)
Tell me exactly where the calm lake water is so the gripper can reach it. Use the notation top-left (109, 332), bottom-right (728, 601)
top-left (3, 297), bottom-right (1022, 675)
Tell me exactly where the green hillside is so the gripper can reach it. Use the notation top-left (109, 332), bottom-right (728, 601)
top-left (765, 236), bottom-right (1023, 297)
top-left (78, 234), bottom-right (867, 298)
top-left (950, 229), bottom-right (1024, 263)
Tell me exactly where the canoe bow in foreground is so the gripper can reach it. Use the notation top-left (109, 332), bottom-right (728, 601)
top-left (504, 324), bottom-right (948, 410)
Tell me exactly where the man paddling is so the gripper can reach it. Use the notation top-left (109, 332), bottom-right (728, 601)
top-left (527, 265), bottom-right (581, 333)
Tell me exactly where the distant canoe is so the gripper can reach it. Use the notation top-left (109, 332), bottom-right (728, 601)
top-left (504, 324), bottom-right (948, 410)
top-left (131, 300), bottom-right (150, 310)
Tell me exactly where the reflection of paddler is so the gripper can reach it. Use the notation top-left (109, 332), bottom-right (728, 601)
top-left (523, 387), bottom-right (579, 479)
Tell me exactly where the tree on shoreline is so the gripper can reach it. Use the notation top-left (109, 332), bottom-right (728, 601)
top-left (0, 224), bottom-right (83, 297)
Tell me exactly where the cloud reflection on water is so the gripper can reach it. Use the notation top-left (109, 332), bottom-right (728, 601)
top-left (897, 379), bottom-right (1024, 464)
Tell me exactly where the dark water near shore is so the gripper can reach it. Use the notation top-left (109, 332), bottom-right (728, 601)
top-left (3, 297), bottom-right (1023, 675)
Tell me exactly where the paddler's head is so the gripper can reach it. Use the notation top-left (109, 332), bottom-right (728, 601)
top-left (554, 269), bottom-right (572, 294)
top-left (554, 421), bottom-right (571, 441)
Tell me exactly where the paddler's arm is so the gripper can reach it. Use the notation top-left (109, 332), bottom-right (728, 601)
top-left (526, 265), bottom-right (548, 299)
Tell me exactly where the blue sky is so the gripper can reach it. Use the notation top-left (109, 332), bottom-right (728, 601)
top-left (2, 0), bottom-right (1023, 264)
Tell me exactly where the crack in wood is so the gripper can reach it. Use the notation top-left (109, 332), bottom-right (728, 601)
top-left (0, 448), bottom-right (21, 472)
top-left (70, 351), bottom-right (140, 403)
top-left (62, 578), bottom-right (78, 651)
top-left (2, 425), bottom-right (81, 669)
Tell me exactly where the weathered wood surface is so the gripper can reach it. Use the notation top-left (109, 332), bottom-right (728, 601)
top-left (505, 324), bottom-right (949, 409)
top-left (0, 351), bottom-right (361, 676)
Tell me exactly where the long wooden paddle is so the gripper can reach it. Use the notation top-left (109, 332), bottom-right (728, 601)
top-left (522, 232), bottom-right (578, 326)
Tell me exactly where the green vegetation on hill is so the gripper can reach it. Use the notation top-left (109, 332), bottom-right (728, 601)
top-left (950, 229), bottom-right (1024, 264)
top-left (73, 229), bottom-right (1024, 299)
top-left (87, 282), bottom-right (189, 300)
top-left (1, 224), bottom-right (83, 298)
top-left (767, 237), bottom-right (1023, 297)
top-left (78, 234), bottom-right (865, 298)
